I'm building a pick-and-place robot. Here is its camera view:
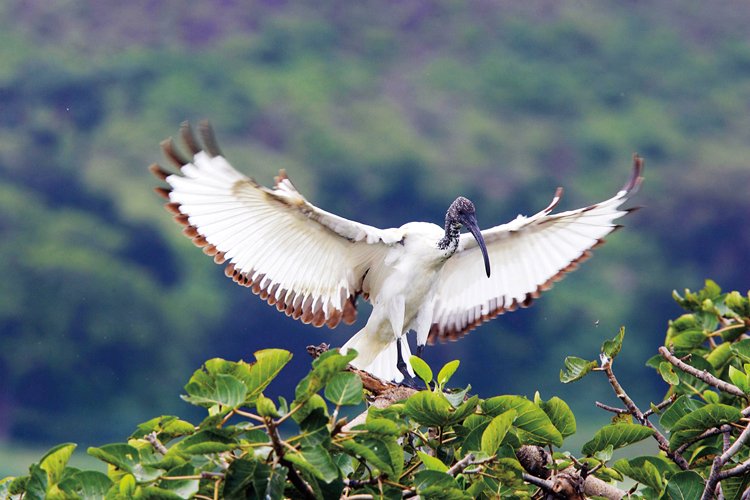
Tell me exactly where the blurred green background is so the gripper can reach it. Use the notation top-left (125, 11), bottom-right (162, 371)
top-left (1, 0), bottom-right (749, 474)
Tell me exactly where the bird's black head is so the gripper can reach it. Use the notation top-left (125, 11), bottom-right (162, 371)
top-left (446, 197), bottom-right (491, 278)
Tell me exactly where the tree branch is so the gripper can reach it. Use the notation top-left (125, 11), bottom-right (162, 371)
top-left (601, 356), bottom-right (690, 470)
top-left (659, 346), bottom-right (746, 397)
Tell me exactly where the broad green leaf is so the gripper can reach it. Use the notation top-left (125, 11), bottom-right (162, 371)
top-left (324, 372), bottom-right (363, 406)
top-left (340, 435), bottom-right (401, 478)
top-left (722, 474), bottom-right (750, 500)
top-left (182, 371), bottom-right (248, 409)
top-left (659, 396), bottom-right (705, 431)
top-left (159, 463), bottom-right (199, 498)
top-left (538, 396), bottom-right (576, 438)
top-left (417, 451), bottom-right (449, 472)
top-left (601, 327), bottom-right (625, 359)
top-left (731, 339), bottom-right (750, 363)
top-left (664, 470), bottom-right (705, 499)
top-left (26, 464), bottom-right (47, 499)
top-left (295, 349), bottom-right (357, 404)
top-left (361, 417), bottom-right (401, 437)
top-left (243, 349), bottom-right (294, 403)
top-left (702, 390), bottom-right (720, 404)
top-left (443, 385), bottom-right (471, 408)
top-left (292, 393), bottom-right (328, 424)
top-left (668, 328), bottom-right (707, 350)
top-left (414, 470), bottom-right (460, 493)
top-left (39, 442), bottom-right (76, 486)
top-left (581, 424), bottom-right (654, 455)
top-left (669, 403), bottom-right (741, 450)
top-left (131, 416), bottom-right (195, 441)
top-left (613, 456), bottom-right (676, 492)
top-left (481, 409), bottom-right (516, 454)
top-left (403, 390), bottom-right (454, 427)
top-left (256, 394), bottom-right (280, 417)
top-left (728, 365), bottom-right (750, 393)
top-left (176, 429), bottom-right (236, 455)
top-left (437, 360), bottom-right (460, 387)
top-left (560, 356), bottom-right (597, 383)
top-left (410, 355), bottom-right (433, 386)
top-left (482, 396), bottom-right (563, 447)
top-left (58, 470), bottom-right (112, 500)
top-left (285, 445), bottom-right (339, 483)
top-left (706, 342), bottom-right (732, 369)
top-left (659, 361), bottom-right (680, 386)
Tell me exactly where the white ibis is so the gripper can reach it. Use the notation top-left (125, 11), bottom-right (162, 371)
top-left (151, 122), bottom-right (643, 382)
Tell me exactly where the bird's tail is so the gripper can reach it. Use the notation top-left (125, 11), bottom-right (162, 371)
top-left (342, 330), bottom-right (414, 383)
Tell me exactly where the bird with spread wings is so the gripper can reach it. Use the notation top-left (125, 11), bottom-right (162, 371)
top-left (151, 122), bottom-right (643, 382)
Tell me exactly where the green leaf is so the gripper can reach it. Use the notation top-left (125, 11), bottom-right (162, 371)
top-left (294, 349), bottom-right (357, 404)
top-left (560, 356), bottom-right (598, 383)
top-left (410, 355), bottom-right (433, 386)
top-left (659, 396), bottom-right (705, 431)
top-left (159, 463), bottom-right (199, 498)
top-left (659, 361), bottom-right (680, 386)
top-left (482, 396), bottom-right (563, 447)
top-left (414, 470), bottom-right (461, 493)
top-left (538, 396), bottom-right (576, 438)
top-left (403, 390), bottom-right (454, 427)
top-left (243, 349), bottom-right (294, 403)
top-left (613, 456), bottom-right (677, 492)
top-left (669, 328), bottom-right (708, 350)
top-left (285, 445), bottom-right (340, 483)
top-left (722, 473), bottom-right (750, 500)
top-left (57, 471), bottom-right (113, 500)
top-left (730, 339), bottom-right (750, 363)
top-left (340, 435), bottom-right (401, 478)
top-left (26, 464), bottom-right (48, 499)
top-left (601, 327), bottom-right (625, 359)
top-left (177, 429), bottom-right (236, 455)
top-left (324, 372), bottom-right (363, 406)
top-left (131, 416), bottom-right (195, 441)
top-left (437, 360), bottom-right (460, 387)
top-left (669, 403), bottom-right (742, 451)
top-left (664, 470), bottom-right (705, 499)
top-left (417, 451), bottom-right (449, 472)
top-left (481, 409), bottom-right (516, 455)
top-left (581, 424), bottom-right (654, 455)
top-left (728, 365), bottom-right (750, 393)
top-left (182, 370), bottom-right (248, 410)
top-left (706, 342), bottom-right (732, 369)
top-left (39, 442), bottom-right (76, 486)
top-left (256, 394), bottom-right (280, 417)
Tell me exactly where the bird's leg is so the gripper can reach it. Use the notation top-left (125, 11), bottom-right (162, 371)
top-left (416, 344), bottom-right (425, 357)
top-left (396, 339), bottom-right (419, 389)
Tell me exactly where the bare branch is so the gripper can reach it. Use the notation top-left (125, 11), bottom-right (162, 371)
top-left (145, 431), bottom-right (169, 455)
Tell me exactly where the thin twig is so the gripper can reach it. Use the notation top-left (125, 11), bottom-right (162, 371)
top-left (447, 453), bottom-right (476, 476)
top-left (601, 356), bottom-right (690, 470)
top-left (145, 431), bottom-right (169, 455)
top-left (659, 346), bottom-right (746, 397)
top-left (522, 472), bottom-right (555, 491)
top-left (595, 401), bottom-right (628, 414)
top-left (643, 394), bottom-right (679, 418)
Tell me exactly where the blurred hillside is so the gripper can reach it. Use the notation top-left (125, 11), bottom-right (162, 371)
top-left (1, 0), bottom-right (749, 459)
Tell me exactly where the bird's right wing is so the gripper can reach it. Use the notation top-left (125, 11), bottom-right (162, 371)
top-left (151, 122), bottom-right (401, 329)
top-left (428, 156), bottom-right (643, 343)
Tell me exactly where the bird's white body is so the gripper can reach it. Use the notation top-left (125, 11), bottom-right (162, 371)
top-left (152, 123), bottom-right (643, 382)
top-left (344, 222), bottom-right (446, 379)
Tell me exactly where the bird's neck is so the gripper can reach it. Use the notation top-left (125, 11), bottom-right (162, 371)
top-left (437, 222), bottom-right (460, 255)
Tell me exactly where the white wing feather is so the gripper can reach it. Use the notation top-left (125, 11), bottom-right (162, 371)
top-left (152, 123), bottom-right (399, 329)
top-left (429, 156), bottom-right (643, 343)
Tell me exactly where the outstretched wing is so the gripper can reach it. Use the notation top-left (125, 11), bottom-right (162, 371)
top-left (428, 155), bottom-right (644, 343)
top-left (151, 122), bottom-right (400, 328)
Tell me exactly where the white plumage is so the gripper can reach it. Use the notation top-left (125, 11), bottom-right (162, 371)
top-left (152, 122), bottom-right (643, 382)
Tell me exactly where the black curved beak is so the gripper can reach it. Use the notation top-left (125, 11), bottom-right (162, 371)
top-left (463, 214), bottom-right (491, 278)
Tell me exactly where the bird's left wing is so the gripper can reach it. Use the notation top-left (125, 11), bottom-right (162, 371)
top-left (151, 122), bottom-right (401, 329)
top-left (428, 156), bottom-right (643, 344)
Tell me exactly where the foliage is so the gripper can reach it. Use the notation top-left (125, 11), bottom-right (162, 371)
top-left (3, 0), bottom-right (750, 446)
top-left (4, 281), bottom-right (750, 498)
